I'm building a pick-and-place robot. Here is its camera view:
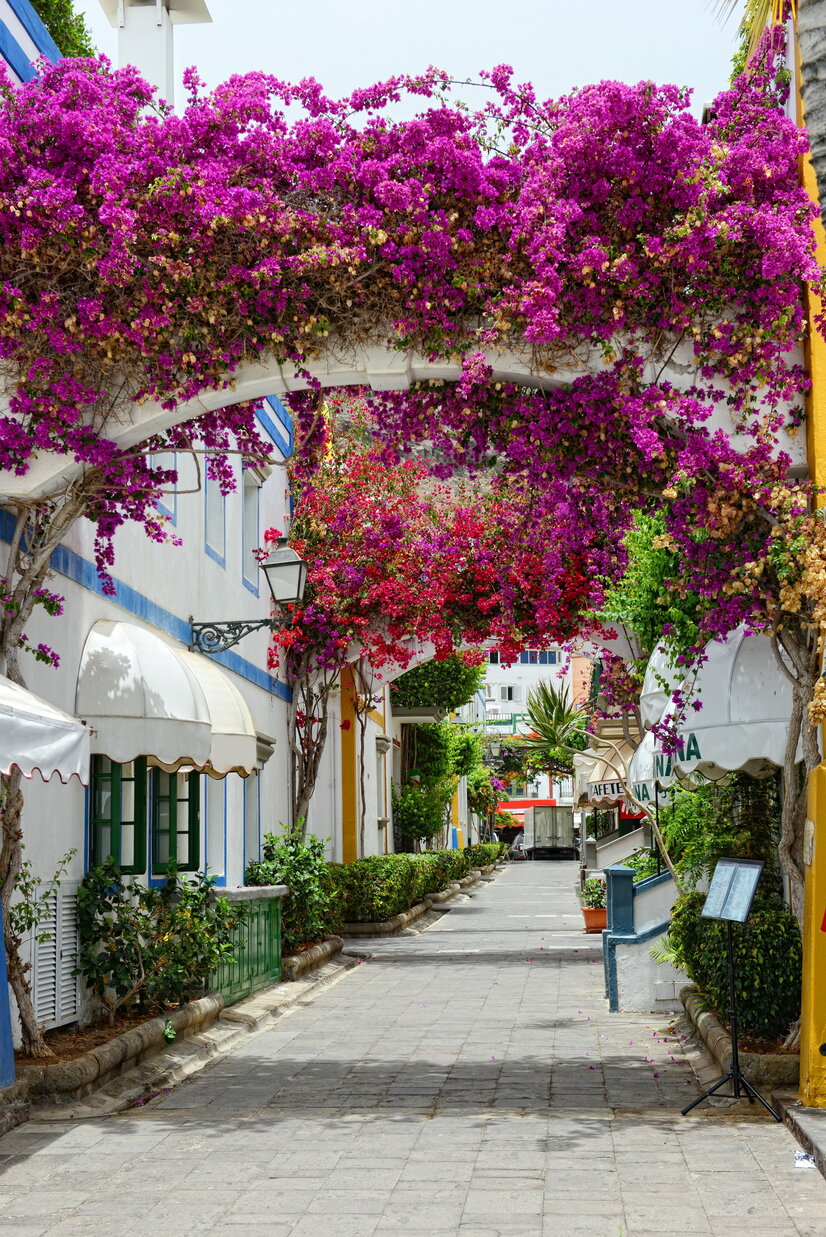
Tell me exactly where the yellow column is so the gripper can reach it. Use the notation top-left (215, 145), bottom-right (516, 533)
top-left (340, 667), bottom-right (358, 863)
top-left (798, 58), bottom-right (826, 1105)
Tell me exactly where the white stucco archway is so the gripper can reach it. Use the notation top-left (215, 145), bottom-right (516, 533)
top-left (0, 336), bottom-right (806, 501)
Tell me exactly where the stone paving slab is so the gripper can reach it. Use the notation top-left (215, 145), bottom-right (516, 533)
top-left (0, 862), bottom-right (822, 1236)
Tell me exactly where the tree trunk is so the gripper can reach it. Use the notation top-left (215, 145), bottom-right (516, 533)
top-left (0, 770), bottom-right (51, 1057)
top-left (799, 0), bottom-right (826, 231)
top-left (0, 497), bottom-right (87, 1059)
top-left (288, 663), bottom-right (335, 835)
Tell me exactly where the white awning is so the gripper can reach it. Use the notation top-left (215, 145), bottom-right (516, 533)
top-left (177, 651), bottom-right (257, 777)
top-left (76, 621), bottom-right (258, 777)
top-left (639, 627), bottom-right (804, 782)
top-left (628, 728), bottom-right (678, 803)
top-left (672, 629), bottom-right (798, 780)
top-left (585, 741), bottom-right (635, 806)
top-left (76, 620), bottom-right (212, 767)
top-left (639, 644), bottom-right (695, 730)
top-left (0, 676), bottom-right (89, 784)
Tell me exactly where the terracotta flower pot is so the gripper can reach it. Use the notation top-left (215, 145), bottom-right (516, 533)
top-left (581, 906), bottom-right (607, 934)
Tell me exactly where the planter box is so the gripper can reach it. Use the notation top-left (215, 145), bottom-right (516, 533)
top-left (680, 984), bottom-right (799, 1089)
top-left (211, 885), bottom-right (287, 1006)
top-left (582, 906), bottom-right (607, 934)
top-left (17, 993), bottom-right (223, 1105)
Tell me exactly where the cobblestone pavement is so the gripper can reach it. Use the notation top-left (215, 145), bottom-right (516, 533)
top-left (1, 862), bottom-right (824, 1237)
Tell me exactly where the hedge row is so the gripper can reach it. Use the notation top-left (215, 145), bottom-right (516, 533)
top-left (327, 843), bottom-right (507, 923)
top-left (667, 889), bottom-right (801, 1042)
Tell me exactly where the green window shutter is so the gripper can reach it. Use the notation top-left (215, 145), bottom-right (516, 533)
top-left (89, 757), bottom-right (147, 874)
top-left (120, 759), bottom-right (147, 875)
top-left (152, 768), bottom-right (200, 874)
top-left (89, 755), bottom-right (114, 866)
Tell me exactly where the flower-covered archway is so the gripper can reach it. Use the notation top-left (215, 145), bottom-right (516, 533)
top-left (0, 32), bottom-right (824, 1050)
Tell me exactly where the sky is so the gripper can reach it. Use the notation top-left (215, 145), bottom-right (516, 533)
top-left (74, 0), bottom-right (740, 118)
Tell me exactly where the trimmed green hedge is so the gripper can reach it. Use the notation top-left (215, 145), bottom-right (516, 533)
top-left (328, 843), bottom-right (506, 923)
top-left (667, 889), bottom-right (801, 1042)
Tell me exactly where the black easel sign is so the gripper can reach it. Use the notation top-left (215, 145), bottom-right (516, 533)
top-left (682, 855), bottom-right (780, 1121)
top-left (701, 857), bottom-right (763, 923)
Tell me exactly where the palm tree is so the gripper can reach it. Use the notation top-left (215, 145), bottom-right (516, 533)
top-left (717, 3), bottom-right (826, 234)
top-left (520, 680), bottom-right (683, 885)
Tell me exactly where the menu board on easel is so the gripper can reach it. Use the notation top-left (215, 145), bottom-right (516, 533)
top-left (700, 858), bottom-right (763, 924)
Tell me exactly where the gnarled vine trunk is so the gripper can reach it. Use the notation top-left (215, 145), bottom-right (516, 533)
top-left (0, 492), bottom-right (87, 1056)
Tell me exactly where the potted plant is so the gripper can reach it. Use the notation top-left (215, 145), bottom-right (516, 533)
top-left (580, 877), bottom-right (607, 934)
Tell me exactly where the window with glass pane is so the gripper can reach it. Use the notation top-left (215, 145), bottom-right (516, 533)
top-left (242, 474), bottom-right (260, 590)
top-left (205, 466), bottom-right (226, 562)
top-left (89, 756), bottom-right (147, 874)
top-left (151, 769), bottom-right (200, 873)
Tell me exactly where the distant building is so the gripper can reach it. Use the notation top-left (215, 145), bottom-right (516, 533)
top-left (484, 648), bottom-right (592, 824)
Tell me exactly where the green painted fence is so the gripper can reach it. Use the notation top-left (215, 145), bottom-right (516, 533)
top-left (211, 887), bottom-right (285, 1006)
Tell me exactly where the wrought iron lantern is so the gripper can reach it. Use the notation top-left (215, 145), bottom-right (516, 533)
top-left (190, 538), bottom-right (307, 655)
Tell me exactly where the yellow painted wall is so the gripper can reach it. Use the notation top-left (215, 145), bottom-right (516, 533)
top-left (797, 45), bottom-right (826, 1106)
top-left (340, 667), bottom-right (358, 863)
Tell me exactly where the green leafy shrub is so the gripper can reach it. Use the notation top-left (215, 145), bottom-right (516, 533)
top-left (391, 655), bottom-right (485, 711)
top-left (31, 0), bottom-right (95, 57)
top-left (328, 854), bottom-right (419, 922)
top-left (246, 829), bottom-right (340, 954)
top-left (580, 877), bottom-right (606, 909)
top-left (392, 783), bottom-right (450, 847)
top-left (667, 889), bottom-right (801, 1041)
top-left (76, 861), bottom-right (245, 1024)
top-left (464, 842), bottom-right (505, 868)
top-left (327, 846), bottom-right (505, 922)
top-left (622, 848), bottom-right (660, 883)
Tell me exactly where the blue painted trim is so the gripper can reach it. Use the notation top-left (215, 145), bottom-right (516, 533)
top-left (605, 864), bottom-right (635, 936)
top-left (5, 0), bottom-right (61, 61)
top-left (242, 479), bottom-right (260, 596)
top-left (153, 451), bottom-right (177, 525)
top-left (603, 919), bottom-right (672, 1012)
top-left (0, 18), bottom-right (36, 81)
top-left (47, 543), bottom-right (290, 702)
top-left (256, 404), bottom-right (291, 461)
top-left (262, 396), bottom-right (294, 454)
top-left (0, 905), bottom-right (15, 1086)
top-left (204, 777), bottom-right (227, 885)
top-left (633, 870), bottom-right (674, 896)
top-left (0, 501), bottom-right (290, 702)
top-left (204, 540), bottom-right (226, 569)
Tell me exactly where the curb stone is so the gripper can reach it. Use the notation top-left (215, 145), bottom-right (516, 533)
top-left (281, 935), bottom-right (344, 980)
top-left (18, 993), bottom-right (224, 1106)
top-left (680, 984), bottom-right (799, 1089)
top-left (25, 953), bottom-right (362, 1121)
top-left (775, 1094), bottom-right (826, 1182)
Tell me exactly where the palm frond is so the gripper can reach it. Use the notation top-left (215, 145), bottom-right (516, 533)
top-left (520, 679), bottom-right (587, 754)
top-left (713, 0), bottom-right (796, 64)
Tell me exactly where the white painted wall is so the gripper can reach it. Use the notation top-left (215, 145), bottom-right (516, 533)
top-left (615, 936), bottom-right (689, 1013)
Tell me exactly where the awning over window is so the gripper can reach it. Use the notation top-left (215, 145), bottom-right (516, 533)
top-left (75, 621), bottom-right (259, 778)
top-left (629, 728), bottom-right (677, 803)
top-left (639, 627), bottom-right (802, 783)
top-left (76, 621), bottom-right (211, 767)
top-left (177, 651), bottom-right (257, 777)
top-left (583, 741), bottom-right (635, 806)
top-left (0, 675), bottom-right (89, 784)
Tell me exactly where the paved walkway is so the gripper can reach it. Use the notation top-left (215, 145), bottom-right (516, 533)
top-left (0, 863), bottom-right (825, 1236)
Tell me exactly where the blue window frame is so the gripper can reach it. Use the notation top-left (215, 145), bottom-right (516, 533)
top-left (204, 465), bottom-right (226, 567)
top-left (242, 473), bottom-right (260, 595)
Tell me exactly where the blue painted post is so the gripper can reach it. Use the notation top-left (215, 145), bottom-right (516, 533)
top-left (605, 864), bottom-right (635, 935)
top-left (0, 911), bottom-right (16, 1087)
